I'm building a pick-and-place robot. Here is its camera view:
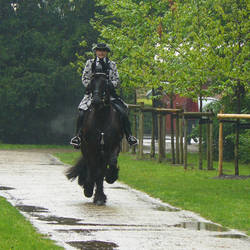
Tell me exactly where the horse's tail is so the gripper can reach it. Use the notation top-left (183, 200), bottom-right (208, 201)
top-left (65, 157), bottom-right (86, 186)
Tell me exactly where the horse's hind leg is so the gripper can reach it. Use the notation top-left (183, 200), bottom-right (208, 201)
top-left (94, 177), bottom-right (106, 205)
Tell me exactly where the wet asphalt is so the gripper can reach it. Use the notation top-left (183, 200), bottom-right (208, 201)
top-left (0, 150), bottom-right (249, 250)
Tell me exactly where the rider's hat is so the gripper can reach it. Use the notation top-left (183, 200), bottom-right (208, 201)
top-left (92, 43), bottom-right (111, 52)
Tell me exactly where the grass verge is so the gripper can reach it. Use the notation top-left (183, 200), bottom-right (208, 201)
top-left (55, 151), bottom-right (250, 235)
top-left (0, 197), bottom-right (63, 250)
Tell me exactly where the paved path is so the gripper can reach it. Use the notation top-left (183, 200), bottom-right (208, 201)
top-left (0, 150), bottom-right (249, 250)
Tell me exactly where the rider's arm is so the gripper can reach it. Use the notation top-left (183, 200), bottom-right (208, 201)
top-left (109, 61), bottom-right (120, 88)
top-left (82, 59), bottom-right (93, 88)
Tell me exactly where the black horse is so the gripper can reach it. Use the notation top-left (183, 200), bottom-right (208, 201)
top-left (66, 73), bottom-right (123, 205)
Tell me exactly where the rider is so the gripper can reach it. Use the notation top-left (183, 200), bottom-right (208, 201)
top-left (70, 43), bottom-right (138, 148)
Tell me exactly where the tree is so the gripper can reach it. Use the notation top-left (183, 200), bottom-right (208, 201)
top-left (0, 0), bottom-right (98, 144)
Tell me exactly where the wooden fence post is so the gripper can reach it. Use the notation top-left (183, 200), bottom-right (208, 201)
top-left (218, 111), bottom-right (223, 176)
top-left (183, 117), bottom-right (188, 170)
top-left (150, 111), bottom-right (156, 158)
top-left (157, 114), bottom-right (163, 163)
top-left (131, 111), bottom-right (137, 154)
top-left (176, 112), bottom-right (180, 164)
top-left (122, 136), bottom-right (129, 152)
top-left (170, 113), bottom-right (175, 164)
top-left (198, 118), bottom-right (203, 170)
top-left (180, 114), bottom-right (184, 164)
top-left (138, 102), bottom-right (144, 159)
top-left (209, 118), bottom-right (214, 170)
top-left (162, 114), bottom-right (166, 159)
top-left (206, 120), bottom-right (211, 170)
top-left (235, 119), bottom-right (240, 176)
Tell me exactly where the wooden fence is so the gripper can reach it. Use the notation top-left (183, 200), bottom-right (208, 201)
top-left (217, 113), bottom-right (250, 176)
top-left (124, 103), bottom-right (214, 170)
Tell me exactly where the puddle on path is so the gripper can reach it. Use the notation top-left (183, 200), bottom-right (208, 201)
top-left (67, 240), bottom-right (119, 250)
top-left (0, 186), bottom-right (15, 190)
top-left (36, 215), bottom-right (83, 225)
top-left (16, 205), bottom-right (49, 213)
top-left (154, 205), bottom-right (180, 212)
top-left (57, 229), bottom-right (97, 236)
top-left (173, 222), bottom-right (228, 232)
top-left (213, 234), bottom-right (248, 239)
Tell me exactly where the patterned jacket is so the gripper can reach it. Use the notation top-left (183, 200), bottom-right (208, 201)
top-left (81, 58), bottom-right (120, 88)
top-left (78, 58), bottom-right (120, 110)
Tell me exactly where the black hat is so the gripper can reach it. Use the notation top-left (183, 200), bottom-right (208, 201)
top-left (92, 43), bottom-right (111, 52)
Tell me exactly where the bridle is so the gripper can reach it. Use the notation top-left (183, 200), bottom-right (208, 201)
top-left (91, 73), bottom-right (110, 107)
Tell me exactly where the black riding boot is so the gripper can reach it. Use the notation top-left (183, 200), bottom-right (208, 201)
top-left (122, 114), bottom-right (138, 146)
top-left (70, 109), bottom-right (85, 149)
top-left (112, 100), bottom-right (137, 146)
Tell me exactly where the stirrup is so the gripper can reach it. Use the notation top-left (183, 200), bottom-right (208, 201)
top-left (70, 136), bottom-right (81, 149)
top-left (127, 135), bottom-right (138, 146)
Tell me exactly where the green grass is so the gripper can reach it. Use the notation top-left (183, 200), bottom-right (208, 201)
top-left (54, 151), bottom-right (250, 235)
top-left (0, 197), bottom-right (63, 250)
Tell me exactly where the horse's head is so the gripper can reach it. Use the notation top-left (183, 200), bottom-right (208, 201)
top-left (90, 73), bottom-right (110, 109)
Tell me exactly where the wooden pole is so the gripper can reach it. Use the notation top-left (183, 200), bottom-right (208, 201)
top-left (170, 94), bottom-right (175, 164)
top-left (162, 114), bottom-right (166, 159)
top-left (218, 111), bottom-right (223, 176)
top-left (198, 95), bottom-right (203, 170)
top-left (183, 117), bottom-right (188, 170)
top-left (151, 88), bottom-right (156, 158)
top-left (176, 113), bottom-right (180, 164)
top-left (180, 114), bottom-right (184, 164)
top-left (170, 113), bottom-right (175, 164)
top-left (138, 102), bottom-right (144, 159)
top-left (131, 111), bottom-right (137, 154)
top-left (157, 114), bottom-right (163, 163)
top-left (209, 119), bottom-right (214, 170)
top-left (131, 91), bottom-right (137, 154)
top-left (235, 120), bottom-right (240, 176)
top-left (198, 120), bottom-right (203, 170)
top-left (206, 121), bottom-right (211, 170)
top-left (150, 111), bottom-right (156, 158)
top-left (235, 83), bottom-right (241, 176)
top-left (217, 114), bottom-right (250, 119)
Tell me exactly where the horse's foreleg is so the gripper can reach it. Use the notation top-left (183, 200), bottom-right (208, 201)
top-left (105, 146), bottom-right (120, 184)
top-left (94, 177), bottom-right (106, 205)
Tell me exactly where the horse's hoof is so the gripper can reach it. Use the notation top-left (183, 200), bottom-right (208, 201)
top-left (95, 200), bottom-right (106, 206)
top-left (105, 167), bottom-right (119, 184)
top-left (93, 194), bottom-right (107, 205)
top-left (84, 183), bottom-right (94, 198)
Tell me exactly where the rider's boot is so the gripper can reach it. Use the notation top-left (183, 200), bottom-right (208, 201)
top-left (113, 100), bottom-right (138, 146)
top-left (70, 109), bottom-right (85, 149)
top-left (123, 114), bottom-right (138, 146)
